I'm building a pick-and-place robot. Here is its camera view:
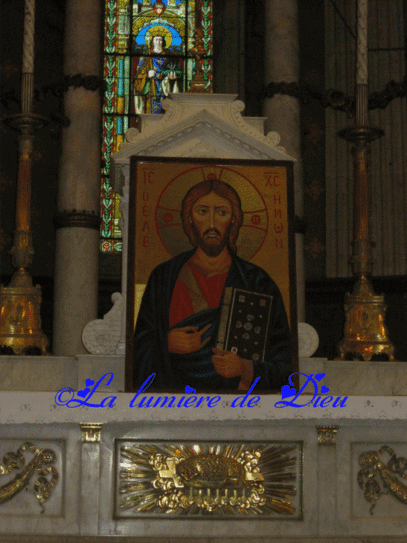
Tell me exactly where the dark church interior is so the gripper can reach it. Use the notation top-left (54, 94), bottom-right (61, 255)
top-left (1, 0), bottom-right (406, 360)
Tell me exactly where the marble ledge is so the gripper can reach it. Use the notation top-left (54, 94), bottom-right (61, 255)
top-left (0, 391), bottom-right (406, 424)
top-left (0, 355), bottom-right (125, 392)
top-left (299, 358), bottom-right (407, 396)
top-left (0, 537), bottom-right (406, 543)
top-left (1, 355), bottom-right (407, 397)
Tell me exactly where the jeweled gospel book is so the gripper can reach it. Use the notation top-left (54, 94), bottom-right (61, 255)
top-left (216, 288), bottom-right (273, 362)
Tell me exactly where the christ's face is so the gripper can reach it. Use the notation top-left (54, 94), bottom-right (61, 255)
top-left (190, 191), bottom-right (234, 256)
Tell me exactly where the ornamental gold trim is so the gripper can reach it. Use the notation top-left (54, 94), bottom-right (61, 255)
top-left (80, 423), bottom-right (103, 442)
top-left (358, 445), bottom-right (407, 514)
top-left (316, 426), bottom-right (339, 445)
top-left (0, 442), bottom-right (58, 511)
top-left (117, 442), bottom-right (300, 517)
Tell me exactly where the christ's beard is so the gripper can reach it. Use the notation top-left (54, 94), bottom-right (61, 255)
top-left (199, 237), bottom-right (227, 257)
top-left (193, 226), bottom-right (230, 257)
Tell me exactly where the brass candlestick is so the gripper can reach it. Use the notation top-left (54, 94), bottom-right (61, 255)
top-left (0, 0), bottom-right (48, 355)
top-left (336, 0), bottom-right (394, 362)
top-left (336, 126), bottom-right (394, 361)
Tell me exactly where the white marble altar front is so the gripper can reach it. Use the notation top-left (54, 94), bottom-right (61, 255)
top-left (0, 385), bottom-right (406, 540)
top-left (1, 353), bottom-right (406, 541)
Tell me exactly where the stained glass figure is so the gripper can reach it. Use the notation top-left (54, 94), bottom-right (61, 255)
top-left (133, 29), bottom-right (183, 114)
top-left (101, 0), bottom-right (213, 253)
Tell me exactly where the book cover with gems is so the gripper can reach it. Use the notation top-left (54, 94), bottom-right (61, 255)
top-left (217, 288), bottom-right (273, 362)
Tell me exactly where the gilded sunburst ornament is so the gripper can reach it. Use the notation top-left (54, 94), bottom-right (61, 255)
top-left (117, 442), bottom-right (301, 518)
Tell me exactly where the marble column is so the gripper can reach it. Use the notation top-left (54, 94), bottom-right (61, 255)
top-left (53, 0), bottom-right (102, 355)
top-left (263, 0), bottom-right (305, 321)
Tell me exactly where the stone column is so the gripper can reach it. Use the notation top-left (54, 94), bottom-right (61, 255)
top-left (53, 0), bottom-right (102, 355)
top-left (263, 0), bottom-right (305, 321)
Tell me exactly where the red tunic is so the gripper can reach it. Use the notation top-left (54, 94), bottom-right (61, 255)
top-left (169, 264), bottom-right (228, 328)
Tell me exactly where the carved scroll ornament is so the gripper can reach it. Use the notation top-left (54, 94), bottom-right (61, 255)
top-left (0, 442), bottom-right (58, 511)
top-left (357, 445), bottom-right (407, 514)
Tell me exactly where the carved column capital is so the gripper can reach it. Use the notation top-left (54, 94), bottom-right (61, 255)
top-left (80, 422), bottom-right (103, 442)
top-left (316, 425), bottom-right (339, 445)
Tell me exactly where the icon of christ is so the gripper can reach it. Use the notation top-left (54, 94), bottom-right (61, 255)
top-left (133, 177), bottom-right (292, 392)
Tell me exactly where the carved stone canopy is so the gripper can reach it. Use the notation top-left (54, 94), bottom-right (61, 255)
top-left (83, 93), bottom-right (294, 355)
top-left (111, 93), bottom-right (295, 193)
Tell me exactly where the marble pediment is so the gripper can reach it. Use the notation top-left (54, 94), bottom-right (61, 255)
top-left (111, 93), bottom-right (294, 192)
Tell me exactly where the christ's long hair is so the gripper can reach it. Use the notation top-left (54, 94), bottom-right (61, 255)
top-left (181, 178), bottom-right (243, 253)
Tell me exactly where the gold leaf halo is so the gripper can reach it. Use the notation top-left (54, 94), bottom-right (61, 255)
top-left (156, 165), bottom-right (268, 261)
top-left (145, 25), bottom-right (173, 48)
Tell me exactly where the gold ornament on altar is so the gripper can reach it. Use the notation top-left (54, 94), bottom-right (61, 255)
top-left (0, 442), bottom-right (58, 511)
top-left (357, 445), bottom-right (407, 514)
top-left (117, 442), bottom-right (300, 517)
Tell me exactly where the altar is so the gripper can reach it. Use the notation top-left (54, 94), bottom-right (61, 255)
top-left (1, 346), bottom-right (407, 543)
top-left (1, 374), bottom-right (407, 541)
top-left (1, 92), bottom-right (406, 543)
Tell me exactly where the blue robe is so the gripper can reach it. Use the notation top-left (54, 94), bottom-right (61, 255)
top-left (133, 249), bottom-right (292, 391)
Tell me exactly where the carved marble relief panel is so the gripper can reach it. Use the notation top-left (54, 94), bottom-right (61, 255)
top-left (115, 440), bottom-right (303, 519)
top-left (352, 442), bottom-right (407, 519)
top-left (0, 439), bottom-right (63, 517)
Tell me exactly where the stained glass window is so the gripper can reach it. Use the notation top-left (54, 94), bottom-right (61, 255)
top-left (101, 0), bottom-right (213, 253)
